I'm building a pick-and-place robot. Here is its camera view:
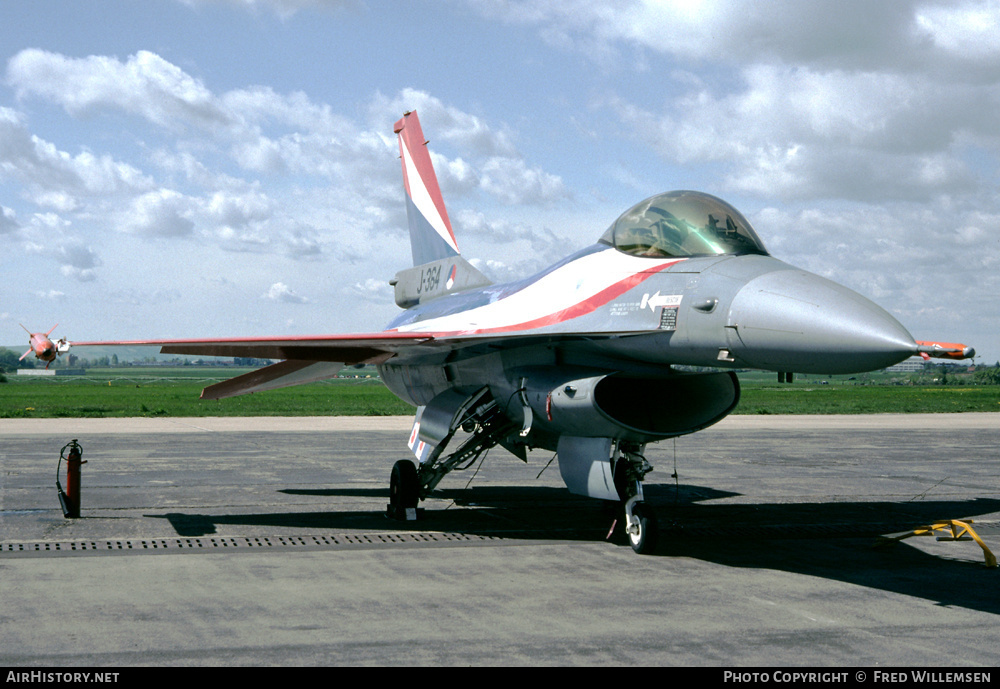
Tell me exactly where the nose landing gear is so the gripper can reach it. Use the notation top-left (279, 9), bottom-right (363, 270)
top-left (616, 443), bottom-right (659, 554)
top-left (624, 497), bottom-right (658, 554)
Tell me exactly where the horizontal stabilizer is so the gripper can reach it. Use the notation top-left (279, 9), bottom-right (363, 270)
top-left (200, 360), bottom-right (346, 400)
top-left (391, 254), bottom-right (492, 308)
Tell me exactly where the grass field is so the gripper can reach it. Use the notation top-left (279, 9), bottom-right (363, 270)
top-left (1, 366), bottom-right (998, 418)
top-left (0, 369), bottom-right (414, 418)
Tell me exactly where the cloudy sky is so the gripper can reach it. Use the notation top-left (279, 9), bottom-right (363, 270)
top-left (2, 0), bottom-right (998, 363)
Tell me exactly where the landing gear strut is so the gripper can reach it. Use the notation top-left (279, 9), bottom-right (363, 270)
top-left (615, 442), bottom-right (658, 554)
top-left (386, 389), bottom-right (517, 522)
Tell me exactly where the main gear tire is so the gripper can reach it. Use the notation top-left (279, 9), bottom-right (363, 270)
top-left (388, 459), bottom-right (420, 520)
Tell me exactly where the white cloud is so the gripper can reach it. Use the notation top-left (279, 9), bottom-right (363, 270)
top-left (205, 189), bottom-right (271, 228)
top-left (7, 49), bottom-right (372, 183)
top-left (264, 281), bottom-right (309, 303)
top-left (350, 277), bottom-right (392, 304)
top-left (56, 244), bottom-right (101, 282)
top-left (281, 225), bottom-right (323, 259)
top-left (28, 212), bottom-right (69, 231)
top-left (223, 86), bottom-right (351, 135)
top-left (605, 60), bottom-right (999, 201)
top-left (432, 153), bottom-right (479, 198)
top-left (467, 0), bottom-right (1000, 205)
top-left (916, 2), bottom-right (1000, 62)
top-left (6, 51), bottom-right (569, 222)
top-left (456, 209), bottom-right (569, 278)
top-left (479, 157), bottom-right (569, 205)
top-left (371, 89), bottom-right (519, 158)
top-left (8, 49), bottom-right (233, 132)
top-left (25, 238), bottom-right (101, 283)
top-left (122, 189), bottom-right (196, 237)
top-left (466, 0), bottom-right (976, 70)
top-left (0, 205), bottom-right (18, 235)
top-left (33, 191), bottom-right (80, 212)
top-left (0, 105), bottom-right (153, 205)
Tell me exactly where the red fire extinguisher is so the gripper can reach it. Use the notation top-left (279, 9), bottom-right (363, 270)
top-left (56, 439), bottom-right (86, 518)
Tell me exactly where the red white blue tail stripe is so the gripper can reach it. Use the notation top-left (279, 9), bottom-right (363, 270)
top-left (393, 248), bottom-right (684, 336)
top-left (395, 111), bottom-right (460, 266)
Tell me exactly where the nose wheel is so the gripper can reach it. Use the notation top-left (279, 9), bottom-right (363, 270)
top-left (624, 497), bottom-right (658, 554)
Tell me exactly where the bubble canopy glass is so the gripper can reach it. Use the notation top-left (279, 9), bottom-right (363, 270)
top-left (600, 190), bottom-right (768, 258)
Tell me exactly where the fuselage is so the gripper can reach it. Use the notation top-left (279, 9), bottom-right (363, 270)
top-left (378, 189), bottom-right (920, 449)
top-left (379, 242), bottom-right (918, 407)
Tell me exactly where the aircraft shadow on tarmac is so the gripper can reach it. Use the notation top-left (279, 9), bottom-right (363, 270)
top-left (148, 484), bottom-right (735, 540)
top-left (146, 483), bottom-right (1000, 615)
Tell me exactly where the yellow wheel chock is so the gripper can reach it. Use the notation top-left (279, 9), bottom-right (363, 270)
top-left (878, 519), bottom-right (997, 568)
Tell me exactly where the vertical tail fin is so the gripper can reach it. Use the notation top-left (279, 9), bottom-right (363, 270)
top-left (390, 111), bottom-right (491, 309)
top-left (395, 111), bottom-right (460, 266)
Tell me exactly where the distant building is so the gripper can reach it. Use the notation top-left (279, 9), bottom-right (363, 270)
top-left (885, 357), bottom-right (926, 372)
top-left (17, 369), bottom-right (86, 376)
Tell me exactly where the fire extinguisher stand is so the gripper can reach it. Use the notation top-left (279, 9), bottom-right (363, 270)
top-left (56, 439), bottom-right (86, 518)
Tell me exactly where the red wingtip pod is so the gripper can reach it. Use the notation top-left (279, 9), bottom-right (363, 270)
top-left (19, 324), bottom-right (61, 366)
top-left (916, 341), bottom-right (975, 360)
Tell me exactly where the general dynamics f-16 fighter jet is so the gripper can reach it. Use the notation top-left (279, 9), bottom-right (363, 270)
top-left (70, 111), bottom-right (973, 553)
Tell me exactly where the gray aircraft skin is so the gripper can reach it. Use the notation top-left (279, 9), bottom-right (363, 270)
top-left (66, 111), bottom-right (973, 553)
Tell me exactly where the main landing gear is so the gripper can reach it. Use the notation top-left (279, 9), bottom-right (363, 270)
top-left (386, 391), bottom-right (517, 521)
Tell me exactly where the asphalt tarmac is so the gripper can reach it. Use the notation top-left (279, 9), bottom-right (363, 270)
top-left (1, 414), bottom-right (998, 667)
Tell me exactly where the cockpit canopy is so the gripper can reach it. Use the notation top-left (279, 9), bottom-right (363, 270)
top-left (600, 190), bottom-right (768, 258)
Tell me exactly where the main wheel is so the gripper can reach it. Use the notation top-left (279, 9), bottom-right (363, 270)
top-left (627, 503), bottom-right (658, 554)
top-left (389, 459), bottom-right (420, 519)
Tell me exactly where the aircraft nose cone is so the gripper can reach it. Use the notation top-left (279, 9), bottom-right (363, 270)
top-left (727, 269), bottom-right (917, 374)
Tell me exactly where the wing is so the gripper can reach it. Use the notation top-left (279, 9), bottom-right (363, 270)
top-left (70, 332), bottom-right (434, 361)
top-left (68, 332), bottom-right (437, 400)
top-left (68, 329), bottom-right (649, 400)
